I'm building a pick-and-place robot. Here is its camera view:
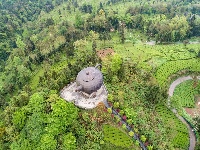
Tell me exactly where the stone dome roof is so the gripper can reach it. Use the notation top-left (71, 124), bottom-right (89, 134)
top-left (76, 65), bottom-right (103, 94)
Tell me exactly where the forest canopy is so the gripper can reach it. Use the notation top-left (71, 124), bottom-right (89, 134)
top-left (0, 0), bottom-right (200, 149)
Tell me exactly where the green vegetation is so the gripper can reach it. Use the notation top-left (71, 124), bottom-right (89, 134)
top-left (2, 92), bottom-right (79, 150)
top-left (156, 105), bottom-right (189, 149)
top-left (0, 0), bottom-right (200, 149)
top-left (155, 59), bottom-right (200, 86)
top-left (172, 80), bottom-right (200, 108)
top-left (103, 124), bottom-right (134, 148)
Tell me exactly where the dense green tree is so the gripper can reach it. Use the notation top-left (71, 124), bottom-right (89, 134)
top-left (62, 132), bottom-right (77, 150)
top-left (45, 18), bottom-right (55, 27)
top-left (99, 31), bottom-right (111, 46)
top-left (5, 92), bottom-right (80, 150)
top-left (102, 53), bottom-right (123, 82)
top-left (12, 109), bottom-right (27, 130)
top-left (195, 141), bottom-right (200, 150)
top-left (150, 15), bottom-right (190, 42)
top-left (74, 14), bottom-right (84, 28)
top-left (38, 134), bottom-right (57, 150)
top-left (79, 4), bottom-right (93, 13)
top-left (85, 9), bottom-right (111, 33)
top-left (190, 15), bottom-right (200, 37)
top-left (0, 53), bottom-right (31, 96)
top-left (119, 21), bottom-right (125, 44)
top-left (45, 95), bottom-right (78, 136)
top-left (0, 1), bottom-right (200, 149)
top-left (16, 36), bottom-right (26, 50)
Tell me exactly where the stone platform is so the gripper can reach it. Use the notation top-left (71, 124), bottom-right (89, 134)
top-left (60, 82), bottom-right (108, 109)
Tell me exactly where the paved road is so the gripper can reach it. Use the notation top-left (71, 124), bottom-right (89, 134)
top-left (168, 76), bottom-right (200, 150)
top-left (168, 76), bottom-right (193, 97)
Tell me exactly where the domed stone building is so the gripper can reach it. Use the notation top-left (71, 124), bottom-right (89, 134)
top-left (60, 64), bottom-right (108, 109)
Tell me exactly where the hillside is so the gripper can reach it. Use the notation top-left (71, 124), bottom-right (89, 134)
top-left (0, 0), bottom-right (200, 149)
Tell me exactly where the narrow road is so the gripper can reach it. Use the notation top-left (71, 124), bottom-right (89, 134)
top-left (168, 76), bottom-right (193, 97)
top-left (168, 76), bottom-right (200, 150)
top-left (103, 75), bottom-right (199, 150)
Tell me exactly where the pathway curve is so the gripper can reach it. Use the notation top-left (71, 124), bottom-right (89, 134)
top-left (102, 75), bottom-right (199, 150)
top-left (168, 75), bottom-right (200, 150)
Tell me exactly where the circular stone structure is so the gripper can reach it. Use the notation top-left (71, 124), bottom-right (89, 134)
top-left (60, 64), bottom-right (108, 109)
top-left (76, 65), bottom-right (103, 94)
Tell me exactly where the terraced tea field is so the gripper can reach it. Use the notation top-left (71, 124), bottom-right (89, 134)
top-left (172, 80), bottom-right (200, 108)
top-left (155, 59), bottom-right (200, 86)
top-left (103, 124), bottom-right (136, 149)
top-left (156, 105), bottom-right (189, 149)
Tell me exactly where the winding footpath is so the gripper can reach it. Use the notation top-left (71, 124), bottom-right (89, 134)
top-left (102, 75), bottom-right (199, 150)
top-left (168, 76), bottom-right (200, 150)
top-left (103, 100), bottom-right (147, 150)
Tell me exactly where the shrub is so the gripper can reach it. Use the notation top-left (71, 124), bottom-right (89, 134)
top-left (103, 124), bottom-right (134, 148)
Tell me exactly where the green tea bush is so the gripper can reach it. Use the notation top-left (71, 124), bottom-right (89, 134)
top-left (103, 124), bottom-right (134, 148)
top-left (156, 105), bottom-right (189, 149)
top-left (155, 59), bottom-right (200, 86)
top-left (172, 80), bottom-right (200, 108)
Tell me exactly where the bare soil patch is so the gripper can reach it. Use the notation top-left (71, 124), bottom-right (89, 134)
top-left (96, 48), bottom-right (115, 59)
top-left (184, 97), bottom-right (200, 118)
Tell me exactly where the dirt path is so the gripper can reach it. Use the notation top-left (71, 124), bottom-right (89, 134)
top-left (103, 100), bottom-right (147, 150)
top-left (168, 76), bottom-right (200, 150)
